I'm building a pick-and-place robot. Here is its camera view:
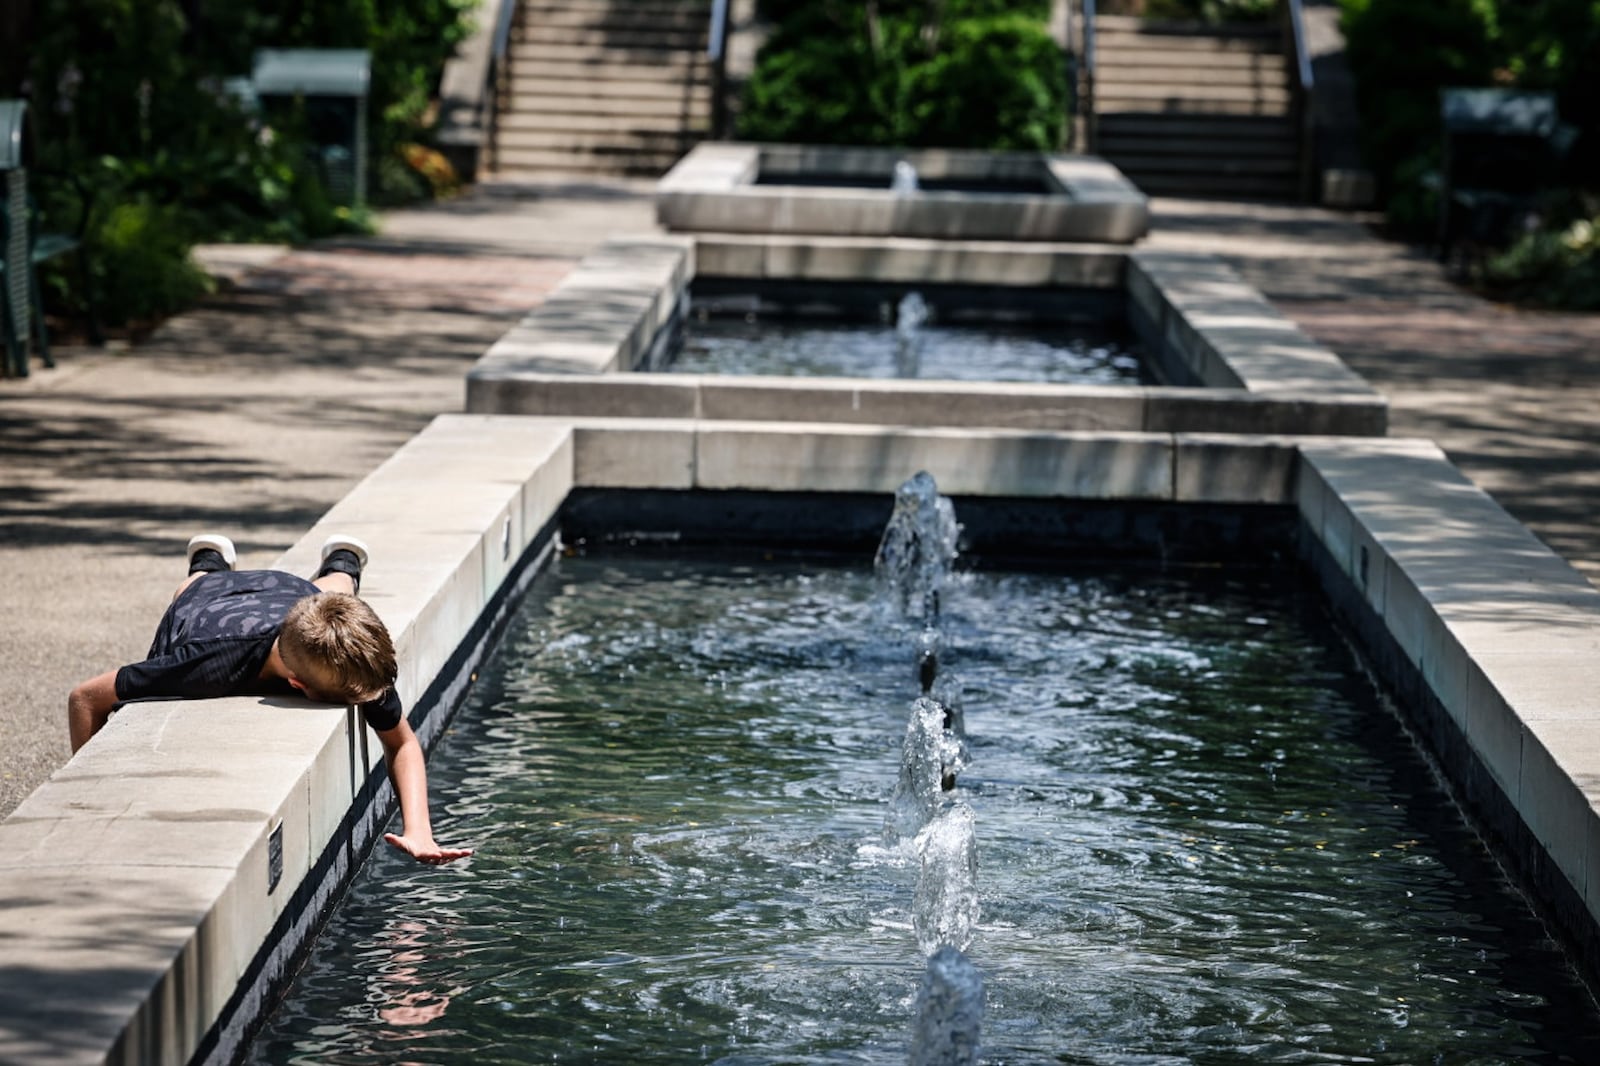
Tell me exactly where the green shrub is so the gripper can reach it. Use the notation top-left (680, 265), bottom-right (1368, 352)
top-left (79, 200), bottom-right (214, 328)
top-left (739, 4), bottom-right (1067, 151)
top-left (1340, 0), bottom-right (1499, 217)
top-left (17, 0), bottom-right (473, 330)
top-left (1482, 194), bottom-right (1600, 308)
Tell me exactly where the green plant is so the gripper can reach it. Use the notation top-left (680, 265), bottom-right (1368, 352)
top-left (20, 0), bottom-right (474, 330)
top-left (739, 2), bottom-right (1067, 150)
top-left (1481, 192), bottom-right (1600, 308)
top-left (78, 199), bottom-right (215, 328)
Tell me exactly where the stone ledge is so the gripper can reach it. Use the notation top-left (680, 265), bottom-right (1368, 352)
top-left (657, 142), bottom-right (1151, 244)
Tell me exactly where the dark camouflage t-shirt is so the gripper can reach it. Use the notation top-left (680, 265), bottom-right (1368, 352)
top-left (115, 570), bottom-right (403, 731)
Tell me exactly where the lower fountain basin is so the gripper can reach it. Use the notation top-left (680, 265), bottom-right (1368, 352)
top-left (7, 420), bottom-right (1600, 1065)
top-left (246, 539), bottom-right (1600, 1063)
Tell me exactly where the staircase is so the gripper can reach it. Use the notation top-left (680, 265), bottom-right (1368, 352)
top-left (490, 0), bottom-right (715, 179)
top-left (1091, 15), bottom-right (1303, 201)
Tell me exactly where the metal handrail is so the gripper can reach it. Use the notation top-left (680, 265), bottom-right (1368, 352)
top-left (707, 0), bottom-right (731, 139)
top-left (708, 0), bottom-right (729, 60)
top-left (1082, 0), bottom-right (1097, 152)
top-left (1284, 0), bottom-right (1315, 202)
top-left (492, 0), bottom-right (518, 64)
top-left (1285, 0), bottom-right (1313, 91)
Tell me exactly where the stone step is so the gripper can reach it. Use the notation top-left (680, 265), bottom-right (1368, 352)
top-left (1097, 132), bottom-right (1297, 158)
top-left (1096, 79), bottom-right (1291, 104)
top-left (1111, 152), bottom-right (1297, 176)
top-left (1097, 61), bottom-right (1290, 87)
top-left (505, 74), bottom-right (711, 98)
top-left (494, 127), bottom-right (702, 151)
top-left (1094, 70), bottom-right (1292, 95)
top-left (1095, 46), bottom-right (1287, 70)
top-left (504, 49), bottom-right (709, 78)
top-left (513, 24), bottom-right (707, 49)
top-left (1094, 14), bottom-right (1281, 39)
top-left (492, 145), bottom-right (694, 174)
top-left (492, 97), bottom-right (707, 122)
top-left (1115, 169), bottom-right (1301, 200)
top-left (1100, 87), bottom-right (1286, 115)
top-left (519, 2), bottom-right (708, 28)
top-left (1097, 112), bottom-right (1296, 137)
top-left (495, 109), bottom-right (708, 133)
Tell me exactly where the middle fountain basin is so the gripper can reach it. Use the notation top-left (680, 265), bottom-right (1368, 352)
top-left (467, 236), bottom-right (1388, 437)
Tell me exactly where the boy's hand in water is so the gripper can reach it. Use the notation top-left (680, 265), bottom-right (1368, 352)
top-left (385, 831), bottom-right (474, 865)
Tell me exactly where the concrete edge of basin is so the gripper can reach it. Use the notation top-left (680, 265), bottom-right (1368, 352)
top-left (4, 420), bottom-right (1595, 1063)
top-left (655, 142), bottom-right (1151, 244)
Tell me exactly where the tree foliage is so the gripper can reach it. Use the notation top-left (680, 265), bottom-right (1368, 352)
top-left (17, 0), bottom-right (474, 328)
top-left (739, 1), bottom-right (1068, 151)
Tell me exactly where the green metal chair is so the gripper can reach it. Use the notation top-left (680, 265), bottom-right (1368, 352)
top-left (0, 99), bottom-right (98, 378)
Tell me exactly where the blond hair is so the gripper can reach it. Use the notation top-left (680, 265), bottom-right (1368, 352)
top-left (280, 593), bottom-right (396, 702)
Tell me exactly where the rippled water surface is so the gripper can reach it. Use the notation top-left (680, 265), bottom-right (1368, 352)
top-left (671, 318), bottom-right (1146, 383)
top-left (251, 557), bottom-right (1600, 1064)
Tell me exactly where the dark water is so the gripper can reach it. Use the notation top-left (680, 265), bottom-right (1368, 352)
top-left (249, 557), bottom-right (1600, 1065)
top-left (671, 317), bottom-right (1146, 384)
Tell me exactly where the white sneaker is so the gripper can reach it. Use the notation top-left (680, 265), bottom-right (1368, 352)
top-left (186, 533), bottom-right (237, 571)
top-left (319, 534), bottom-right (370, 570)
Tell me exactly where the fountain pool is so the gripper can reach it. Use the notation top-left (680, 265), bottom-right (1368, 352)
top-left (672, 285), bottom-right (1149, 385)
top-left (248, 541), bottom-right (1600, 1064)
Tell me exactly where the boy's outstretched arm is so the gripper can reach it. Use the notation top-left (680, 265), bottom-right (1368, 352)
top-left (68, 669), bottom-right (122, 752)
top-left (376, 718), bottom-right (474, 865)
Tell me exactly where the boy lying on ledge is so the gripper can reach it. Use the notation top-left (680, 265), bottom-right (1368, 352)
top-left (67, 533), bottom-right (473, 866)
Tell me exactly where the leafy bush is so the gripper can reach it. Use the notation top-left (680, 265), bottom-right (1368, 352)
top-left (14, 0), bottom-right (473, 332)
top-left (76, 200), bottom-right (215, 329)
top-left (1482, 193), bottom-right (1600, 308)
top-left (740, 3), bottom-right (1067, 151)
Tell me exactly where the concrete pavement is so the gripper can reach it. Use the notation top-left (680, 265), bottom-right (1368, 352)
top-left (0, 179), bottom-right (657, 818)
top-left (1, 179), bottom-right (1596, 820)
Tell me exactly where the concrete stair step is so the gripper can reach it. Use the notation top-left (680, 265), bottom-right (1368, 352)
top-left (1095, 47), bottom-right (1287, 70)
top-left (1109, 152), bottom-right (1297, 176)
top-left (492, 145), bottom-right (694, 174)
top-left (1096, 81), bottom-right (1290, 105)
top-left (1117, 170), bottom-right (1301, 199)
top-left (495, 128), bottom-right (701, 151)
top-left (495, 109), bottom-right (709, 132)
top-left (1096, 95), bottom-right (1291, 117)
top-left (504, 50), bottom-right (709, 78)
top-left (1100, 70), bottom-right (1286, 93)
top-left (1097, 132), bottom-right (1297, 158)
top-left (498, 92), bottom-right (711, 118)
top-left (1097, 112), bottom-right (1295, 137)
top-left (520, 2), bottom-right (708, 25)
top-left (505, 75), bottom-right (711, 99)
top-left (513, 24), bottom-right (706, 49)
top-left (1094, 14), bottom-right (1281, 38)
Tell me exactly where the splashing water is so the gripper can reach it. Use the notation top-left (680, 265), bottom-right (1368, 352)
top-left (888, 697), bottom-right (964, 843)
top-left (910, 946), bottom-right (984, 1066)
top-left (914, 802), bottom-right (980, 955)
top-left (874, 471), bottom-right (960, 622)
top-left (894, 292), bottom-right (930, 377)
top-left (892, 159), bottom-right (921, 194)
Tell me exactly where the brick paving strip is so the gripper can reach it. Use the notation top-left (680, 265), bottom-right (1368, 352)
top-left (1147, 197), bottom-right (1600, 587)
top-left (0, 182), bottom-right (657, 817)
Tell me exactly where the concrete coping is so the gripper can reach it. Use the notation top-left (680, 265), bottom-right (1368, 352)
top-left (655, 142), bottom-right (1151, 244)
top-left (5, 417), bottom-right (1600, 1064)
top-left (468, 234), bottom-right (1387, 436)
